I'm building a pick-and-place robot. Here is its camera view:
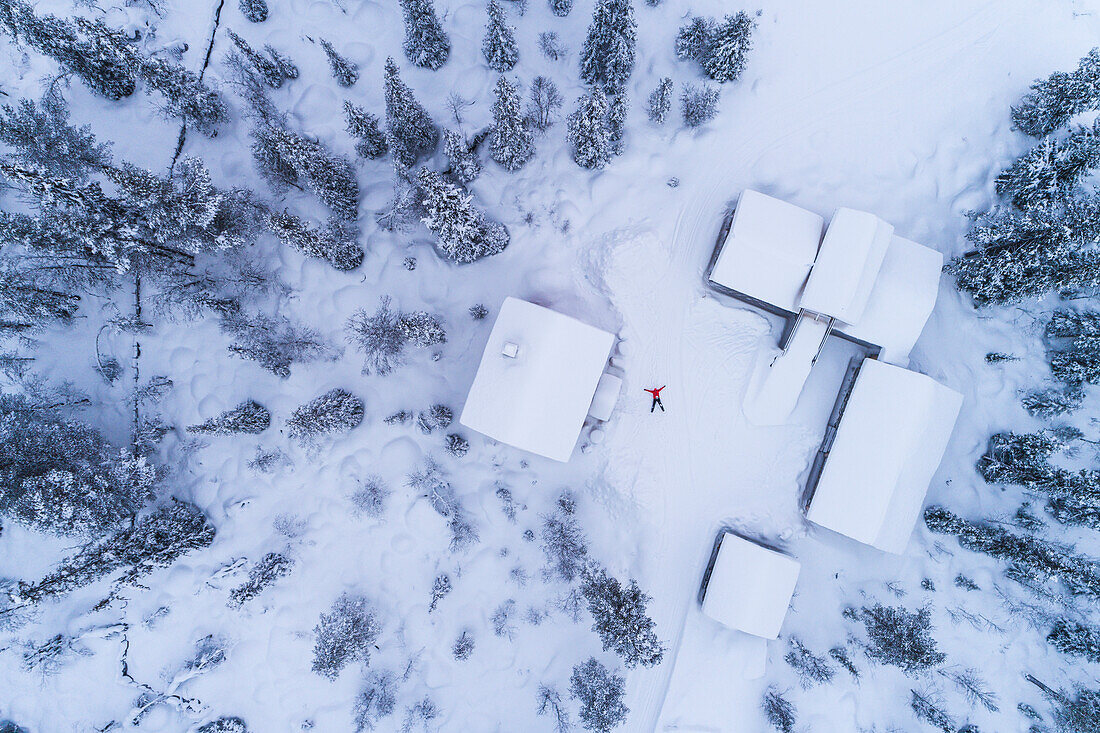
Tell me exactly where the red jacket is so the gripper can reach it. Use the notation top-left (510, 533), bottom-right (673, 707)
top-left (644, 386), bottom-right (665, 398)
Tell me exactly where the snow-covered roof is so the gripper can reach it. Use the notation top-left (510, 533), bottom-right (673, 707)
top-left (708, 190), bottom-right (823, 313)
top-left (835, 235), bottom-right (944, 365)
top-left (701, 532), bottom-right (800, 639)
top-left (807, 359), bottom-right (962, 553)
top-left (799, 208), bottom-right (893, 325)
top-left (459, 297), bottom-right (615, 463)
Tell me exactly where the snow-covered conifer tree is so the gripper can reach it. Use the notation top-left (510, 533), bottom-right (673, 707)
top-left (568, 87), bottom-right (612, 169)
top-left (490, 76), bottom-right (534, 171)
top-left (320, 39), bottom-right (360, 87)
top-left (852, 604), bottom-right (945, 673)
top-left (647, 77), bottom-right (673, 124)
top-left (265, 45), bottom-right (298, 81)
top-left (344, 101), bottom-right (388, 159)
top-left (221, 311), bottom-right (333, 377)
top-left (1049, 618), bottom-right (1100, 663)
top-left (417, 168), bottom-right (508, 262)
top-left (269, 211), bottom-right (365, 271)
top-left (1013, 48), bottom-right (1100, 137)
top-left (581, 566), bottom-right (663, 668)
top-left (483, 1), bottom-right (518, 72)
top-left (549, 0), bottom-right (573, 17)
top-left (761, 689), bottom-right (796, 733)
top-left (701, 12), bottom-right (754, 82)
top-left (286, 389), bottom-right (365, 444)
top-left (228, 30), bottom-right (287, 88)
top-left (0, 90), bottom-right (112, 180)
top-left (443, 129), bottom-right (482, 183)
top-left (608, 94), bottom-right (627, 156)
top-left (239, 0), bottom-right (268, 22)
top-left (675, 16), bottom-right (713, 63)
top-left (384, 58), bottom-right (439, 166)
top-left (995, 119), bottom-right (1100, 209)
top-left (399, 0), bottom-right (451, 70)
top-left (580, 0), bottom-right (636, 95)
top-left (187, 400), bottom-right (271, 435)
top-left (681, 83), bottom-right (719, 127)
top-left (570, 658), bottom-right (628, 732)
top-left (264, 125), bottom-right (359, 219)
top-left (137, 57), bottom-right (229, 135)
top-left (311, 593), bottom-right (379, 680)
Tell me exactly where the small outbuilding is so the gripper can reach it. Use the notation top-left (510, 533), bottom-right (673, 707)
top-left (459, 297), bottom-right (616, 463)
top-left (806, 358), bottom-right (963, 553)
top-left (700, 531), bottom-right (801, 640)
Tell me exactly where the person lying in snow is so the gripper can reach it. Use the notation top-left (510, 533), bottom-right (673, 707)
top-left (644, 386), bottom-right (665, 412)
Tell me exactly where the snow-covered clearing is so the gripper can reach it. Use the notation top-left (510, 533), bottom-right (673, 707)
top-left (2, 0), bottom-right (1098, 730)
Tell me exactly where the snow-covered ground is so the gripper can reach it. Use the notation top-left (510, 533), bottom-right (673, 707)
top-left (2, 0), bottom-right (1098, 730)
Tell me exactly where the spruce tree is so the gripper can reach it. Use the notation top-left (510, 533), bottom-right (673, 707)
top-left (570, 658), bottom-right (628, 733)
top-left (490, 76), bottom-right (534, 171)
top-left (579, 0), bottom-right (636, 95)
top-left (265, 45), bottom-right (299, 81)
top-left (187, 400), bottom-right (271, 435)
top-left (344, 101), bottom-right (388, 159)
top-left (264, 125), bottom-right (359, 219)
top-left (384, 58), bottom-right (439, 166)
top-left (444, 128), bottom-right (482, 183)
top-left (417, 169), bottom-right (508, 263)
top-left (239, 0), bottom-right (269, 22)
top-left (0, 90), bottom-right (112, 181)
top-left (682, 84), bottom-right (720, 127)
top-left (1013, 48), bottom-right (1100, 137)
top-left (138, 57), bottom-right (229, 136)
top-left (647, 77), bottom-right (672, 124)
top-left (581, 566), bottom-right (664, 668)
top-left (549, 0), bottom-right (573, 17)
top-left (228, 29), bottom-right (287, 88)
top-left (995, 119), bottom-right (1100, 209)
top-left (483, 0), bottom-right (518, 72)
top-left (287, 389), bottom-right (365, 444)
top-left (269, 211), bottom-right (365, 271)
top-left (568, 87), bottom-right (612, 169)
top-left (701, 11), bottom-right (754, 83)
top-left (399, 0), bottom-right (451, 71)
top-left (320, 39), bottom-right (360, 87)
top-left (1048, 618), bottom-right (1100, 663)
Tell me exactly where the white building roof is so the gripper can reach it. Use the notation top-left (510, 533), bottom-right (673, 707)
top-left (836, 235), bottom-right (944, 365)
top-left (701, 532), bottom-right (800, 639)
top-left (807, 359), bottom-right (962, 553)
top-left (459, 297), bottom-right (615, 463)
top-left (708, 190), bottom-right (823, 313)
top-left (799, 208), bottom-right (893, 325)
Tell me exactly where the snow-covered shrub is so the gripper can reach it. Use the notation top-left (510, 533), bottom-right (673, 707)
top-left (1048, 618), bottom-right (1100, 662)
top-left (417, 405), bottom-right (453, 433)
top-left (418, 168), bottom-right (509, 263)
top-left (784, 638), bottom-right (834, 688)
top-left (429, 574), bottom-right (451, 612)
top-left (228, 552), bottom-right (294, 607)
top-left (570, 657), bottom-right (628, 732)
top-left (445, 433), bottom-right (469, 457)
top-left (851, 603), bottom-right (945, 673)
top-left (320, 39), bottom-right (359, 87)
top-left (909, 690), bottom-right (955, 732)
top-left (345, 101), bottom-right (388, 159)
top-left (249, 446), bottom-right (289, 473)
top-left (483, 1), bottom-right (518, 72)
top-left (761, 688), bottom-right (795, 733)
top-left (286, 389), bottom-right (365, 444)
top-left (11, 500), bottom-right (215, 605)
top-left (384, 58), bottom-right (439, 166)
top-left (645, 78), bottom-right (674, 125)
top-left (539, 30), bottom-right (567, 58)
top-left (581, 566), bottom-right (663, 668)
top-left (1013, 48), bottom-right (1100, 137)
top-left (187, 400), bottom-right (271, 435)
top-left (453, 630), bottom-right (475, 660)
top-left (0, 394), bottom-right (156, 536)
top-left (829, 646), bottom-right (860, 678)
top-left (443, 129), bottom-right (481, 183)
top-left (491, 76), bottom-right (534, 170)
top-left (197, 716), bottom-right (248, 732)
top-left (540, 492), bottom-right (589, 582)
top-left (492, 599), bottom-right (517, 639)
top-left (311, 593), bottom-right (380, 680)
top-left (681, 84), bottom-right (719, 127)
top-left (470, 303), bottom-right (489, 320)
top-left (580, 0), bottom-right (636, 95)
top-left (568, 87), bottom-right (612, 169)
top-left (403, 697), bottom-right (440, 732)
top-left (528, 76), bottom-right (563, 132)
top-left (399, 0), bottom-right (450, 70)
top-left (350, 476), bottom-right (390, 518)
top-left (548, 0), bottom-right (572, 17)
top-left (345, 297), bottom-right (447, 374)
top-left (0, 91), bottom-right (112, 181)
top-left (269, 211), bottom-right (365, 271)
top-left (222, 311), bottom-right (333, 378)
top-left (239, 0), bottom-right (267, 21)
top-left (448, 511), bottom-right (480, 552)
top-left (354, 671), bottom-right (398, 731)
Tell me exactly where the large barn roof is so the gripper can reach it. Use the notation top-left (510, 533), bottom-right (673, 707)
top-left (459, 297), bottom-right (615, 463)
